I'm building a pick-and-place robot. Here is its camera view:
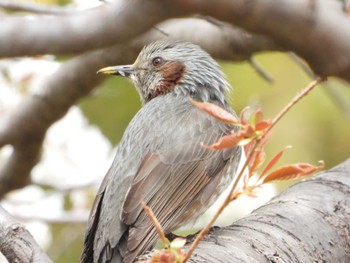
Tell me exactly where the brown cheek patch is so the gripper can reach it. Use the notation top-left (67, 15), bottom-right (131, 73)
top-left (147, 61), bottom-right (185, 101)
top-left (162, 61), bottom-right (185, 85)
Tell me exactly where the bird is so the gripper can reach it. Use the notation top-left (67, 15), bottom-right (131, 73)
top-left (81, 40), bottom-right (241, 263)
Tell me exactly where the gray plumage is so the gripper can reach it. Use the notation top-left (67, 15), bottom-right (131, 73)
top-left (81, 41), bottom-right (241, 263)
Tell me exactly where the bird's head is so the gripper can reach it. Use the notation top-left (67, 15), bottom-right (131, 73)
top-left (98, 41), bottom-right (231, 105)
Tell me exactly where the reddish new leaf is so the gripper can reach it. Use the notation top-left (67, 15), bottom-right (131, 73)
top-left (242, 185), bottom-right (260, 198)
top-left (260, 145), bottom-right (292, 177)
top-left (252, 109), bottom-right (263, 124)
top-left (203, 121), bottom-right (260, 151)
top-left (243, 140), bottom-right (256, 157)
top-left (241, 124), bottom-right (255, 139)
top-left (239, 106), bottom-right (250, 124)
top-left (150, 250), bottom-right (177, 263)
top-left (190, 98), bottom-right (238, 124)
top-left (237, 137), bottom-right (255, 146)
top-left (255, 120), bottom-right (272, 131)
top-left (249, 149), bottom-right (266, 175)
top-left (202, 132), bottom-right (243, 150)
top-left (262, 161), bottom-right (324, 184)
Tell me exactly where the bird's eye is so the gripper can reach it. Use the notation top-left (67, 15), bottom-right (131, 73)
top-left (152, 57), bottom-right (164, 67)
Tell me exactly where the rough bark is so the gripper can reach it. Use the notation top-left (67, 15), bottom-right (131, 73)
top-left (187, 159), bottom-right (350, 262)
top-left (0, 205), bottom-right (52, 263)
top-left (0, 0), bottom-right (183, 57)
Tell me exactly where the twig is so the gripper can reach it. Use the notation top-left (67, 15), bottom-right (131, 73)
top-left (182, 159), bottom-right (350, 262)
top-left (184, 147), bottom-right (253, 262)
top-left (267, 76), bottom-right (326, 133)
top-left (289, 52), bottom-right (350, 124)
top-left (248, 57), bottom-right (274, 83)
top-left (199, 16), bottom-right (226, 28)
top-left (142, 201), bottom-right (169, 248)
top-left (288, 52), bottom-right (315, 77)
top-left (323, 82), bottom-right (350, 123)
top-left (183, 164), bottom-right (246, 262)
top-left (152, 26), bottom-right (170, 37)
top-left (184, 77), bottom-right (325, 262)
top-left (290, 47), bottom-right (350, 122)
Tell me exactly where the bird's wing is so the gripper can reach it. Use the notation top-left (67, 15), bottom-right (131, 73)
top-left (121, 102), bottom-right (241, 262)
top-left (81, 163), bottom-right (131, 263)
top-left (80, 166), bottom-right (113, 263)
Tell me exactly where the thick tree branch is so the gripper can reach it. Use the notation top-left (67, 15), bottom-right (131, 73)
top-left (1, 0), bottom-right (350, 83)
top-left (186, 159), bottom-right (350, 262)
top-left (136, 18), bottom-right (280, 61)
top-left (0, 0), bottom-right (183, 57)
top-left (178, 0), bottom-right (350, 81)
top-left (0, 205), bottom-right (52, 263)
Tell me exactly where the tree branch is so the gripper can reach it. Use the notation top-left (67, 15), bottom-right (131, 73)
top-left (0, 0), bottom-right (183, 58)
top-left (1, 0), bottom-right (350, 83)
top-left (136, 18), bottom-right (280, 61)
top-left (186, 159), bottom-right (350, 262)
top-left (0, 205), bottom-right (52, 263)
top-left (178, 0), bottom-right (350, 81)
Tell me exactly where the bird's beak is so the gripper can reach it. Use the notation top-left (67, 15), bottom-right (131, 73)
top-left (97, 65), bottom-right (134, 77)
